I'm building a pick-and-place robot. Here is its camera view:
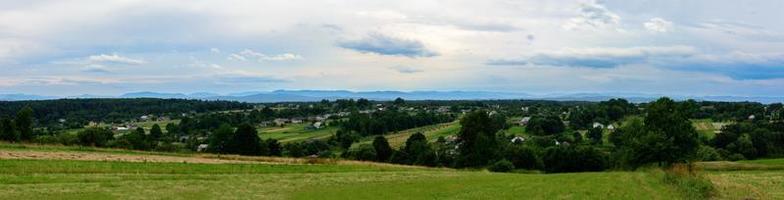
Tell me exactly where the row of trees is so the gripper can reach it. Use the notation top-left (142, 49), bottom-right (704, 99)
top-left (341, 98), bottom-right (702, 173)
top-left (0, 98), bottom-right (251, 129)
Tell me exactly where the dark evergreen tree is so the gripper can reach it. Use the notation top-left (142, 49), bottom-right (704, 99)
top-left (372, 136), bottom-right (393, 162)
top-left (227, 123), bottom-right (263, 156)
top-left (0, 118), bottom-right (18, 142)
top-left (456, 111), bottom-right (504, 167)
top-left (15, 106), bottom-right (34, 141)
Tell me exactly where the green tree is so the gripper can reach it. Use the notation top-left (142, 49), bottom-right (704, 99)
top-left (456, 111), bottom-right (504, 167)
top-left (526, 115), bottom-right (565, 135)
top-left (77, 127), bottom-right (113, 147)
top-left (15, 106), bottom-right (34, 141)
top-left (372, 136), bottom-right (393, 162)
top-left (149, 124), bottom-right (163, 141)
top-left (402, 133), bottom-right (436, 166)
top-left (0, 118), bottom-right (18, 142)
top-left (227, 123), bottom-right (263, 156)
top-left (266, 139), bottom-right (282, 156)
top-left (347, 144), bottom-right (377, 161)
top-left (587, 127), bottom-right (603, 144)
top-left (393, 97), bottom-right (406, 105)
top-left (504, 145), bottom-right (540, 170)
top-left (208, 124), bottom-right (234, 153)
top-left (125, 127), bottom-right (150, 150)
top-left (615, 98), bottom-right (700, 168)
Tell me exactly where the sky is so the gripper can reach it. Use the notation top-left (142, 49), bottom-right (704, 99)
top-left (0, 0), bottom-right (783, 96)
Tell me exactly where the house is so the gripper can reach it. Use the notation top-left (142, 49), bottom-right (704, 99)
top-left (310, 122), bottom-right (323, 129)
top-left (197, 144), bottom-right (209, 152)
top-left (748, 115), bottom-right (756, 120)
top-left (519, 117), bottom-right (531, 126)
top-left (140, 115), bottom-right (150, 121)
top-left (607, 124), bottom-right (615, 131)
top-left (592, 122), bottom-right (605, 129)
top-left (115, 126), bottom-right (129, 131)
top-left (511, 136), bottom-right (525, 143)
top-left (291, 118), bottom-right (304, 124)
top-left (273, 118), bottom-right (289, 126)
top-left (178, 136), bottom-right (190, 143)
top-left (554, 139), bottom-right (561, 146)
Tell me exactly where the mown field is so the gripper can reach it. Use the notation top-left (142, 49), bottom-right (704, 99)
top-left (352, 122), bottom-right (460, 149)
top-left (258, 124), bottom-right (338, 143)
top-left (3, 143), bottom-right (784, 199)
top-left (698, 158), bottom-right (784, 199)
top-left (0, 143), bottom-right (689, 200)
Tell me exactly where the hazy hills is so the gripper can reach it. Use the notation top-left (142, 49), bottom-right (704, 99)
top-left (1, 90), bottom-right (782, 103)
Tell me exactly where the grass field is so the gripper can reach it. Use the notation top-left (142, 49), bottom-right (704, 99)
top-left (691, 119), bottom-right (729, 139)
top-left (353, 122), bottom-right (460, 149)
top-left (0, 143), bottom-right (692, 199)
top-left (258, 124), bottom-right (338, 143)
top-left (0, 159), bottom-right (685, 199)
top-left (4, 143), bottom-right (784, 199)
top-left (699, 158), bottom-right (784, 199)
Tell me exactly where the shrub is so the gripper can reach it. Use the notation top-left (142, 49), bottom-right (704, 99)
top-left (726, 153), bottom-right (746, 161)
top-left (489, 159), bottom-right (514, 172)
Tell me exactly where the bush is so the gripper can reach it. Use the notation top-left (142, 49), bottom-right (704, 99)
top-left (345, 144), bottom-right (377, 161)
top-left (77, 127), bottom-right (114, 147)
top-left (726, 153), bottom-right (746, 161)
top-left (695, 146), bottom-right (722, 161)
top-left (543, 145), bottom-right (608, 173)
top-left (489, 159), bottom-right (514, 172)
top-left (504, 145), bottom-right (541, 170)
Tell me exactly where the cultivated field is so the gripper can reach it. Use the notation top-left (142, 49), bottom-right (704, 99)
top-left (258, 124), bottom-right (338, 143)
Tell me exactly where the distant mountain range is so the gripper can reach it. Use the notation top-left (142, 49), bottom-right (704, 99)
top-left (1, 90), bottom-right (782, 104)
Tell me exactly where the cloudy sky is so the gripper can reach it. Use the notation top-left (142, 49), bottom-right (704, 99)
top-left (1, 0), bottom-right (783, 96)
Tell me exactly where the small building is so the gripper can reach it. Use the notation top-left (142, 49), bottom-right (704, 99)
top-left (310, 122), bottom-right (323, 129)
top-left (197, 144), bottom-right (209, 152)
top-left (748, 115), bottom-right (756, 120)
top-left (519, 117), bottom-right (531, 126)
top-left (273, 118), bottom-right (289, 126)
top-left (592, 122), bottom-right (605, 129)
top-left (511, 136), bottom-right (525, 143)
top-left (607, 124), bottom-right (615, 131)
top-left (291, 118), bottom-right (304, 124)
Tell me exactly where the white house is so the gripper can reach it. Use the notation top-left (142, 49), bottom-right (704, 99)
top-left (511, 136), bottom-right (525, 143)
top-left (311, 122), bottom-right (323, 129)
top-left (607, 124), bottom-right (615, 130)
top-left (519, 117), bottom-right (531, 126)
top-left (592, 122), bottom-right (605, 129)
top-left (197, 144), bottom-right (209, 152)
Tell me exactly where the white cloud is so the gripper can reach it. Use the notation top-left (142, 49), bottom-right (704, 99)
top-left (87, 53), bottom-right (146, 65)
top-left (236, 49), bottom-right (303, 62)
top-left (210, 48), bottom-right (221, 53)
top-left (644, 18), bottom-right (673, 32)
top-left (390, 66), bottom-right (423, 74)
top-left (227, 54), bottom-right (247, 61)
top-left (562, 1), bottom-right (620, 30)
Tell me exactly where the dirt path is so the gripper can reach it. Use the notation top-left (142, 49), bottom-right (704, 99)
top-left (0, 150), bottom-right (265, 164)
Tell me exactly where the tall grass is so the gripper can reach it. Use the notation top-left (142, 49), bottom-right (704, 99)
top-left (658, 164), bottom-right (714, 200)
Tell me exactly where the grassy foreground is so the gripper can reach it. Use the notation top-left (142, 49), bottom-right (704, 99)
top-left (0, 159), bottom-right (683, 200)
